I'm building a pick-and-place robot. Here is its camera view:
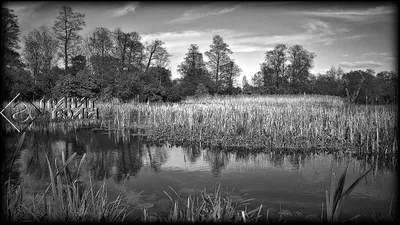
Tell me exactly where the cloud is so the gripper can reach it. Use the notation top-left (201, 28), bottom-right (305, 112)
top-left (143, 19), bottom-right (362, 55)
top-left (301, 19), bottom-right (333, 35)
top-left (169, 5), bottom-right (239, 24)
top-left (301, 6), bottom-right (394, 21)
top-left (338, 61), bottom-right (383, 68)
top-left (361, 52), bottom-right (393, 60)
top-left (342, 35), bottom-right (366, 40)
top-left (108, 2), bottom-right (140, 17)
top-left (5, 2), bottom-right (45, 21)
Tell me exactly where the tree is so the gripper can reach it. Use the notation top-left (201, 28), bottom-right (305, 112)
top-left (84, 27), bottom-right (113, 59)
top-left (144, 39), bottom-right (170, 70)
top-left (205, 35), bottom-right (232, 93)
top-left (2, 8), bottom-right (28, 100)
top-left (287, 45), bottom-right (316, 93)
top-left (23, 25), bottom-right (59, 82)
top-left (323, 65), bottom-right (345, 96)
top-left (53, 66), bottom-right (98, 98)
top-left (178, 44), bottom-right (206, 76)
top-left (84, 27), bottom-right (118, 98)
top-left (177, 44), bottom-right (213, 97)
top-left (265, 44), bottom-right (287, 90)
top-left (53, 5), bottom-right (85, 72)
top-left (242, 76), bottom-right (253, 94)
top-left (220, 60), bottom-right (241, 94)
top-left (71, 54), bottom-right (86, 75)
top-left (113, 28), bottom-right (145, 72)
top-left (126, 32), bottom-right (144, 73)
top-left (9, 69), bottom-right (35, 100)
top-left (2, 8), bottom-right (23, 70)
top-left (376, 71), bottom-right (397, 103)
top-left (89, 55), bottom-right (119, 99)
top-left (195, 83), bottom-right (209, 97)
top-left (133, 66), bottom-right (174, 102)
top-left (326, 65), bottom-right (344, 81)
top-left (113, 28), bottom-right (129, 72)
top-left (342, 70), bottom-right (368, 103)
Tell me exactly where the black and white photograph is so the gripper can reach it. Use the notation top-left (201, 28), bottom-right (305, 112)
top-left (1, 1), bottom-right (398, 223)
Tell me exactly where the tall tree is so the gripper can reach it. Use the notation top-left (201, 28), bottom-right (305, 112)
top-left (84, 27), bottom-right (115, 95)
top-left (177, 44), bottom-right (212, 96)
top-left (84, 27), bottom-right (113, 59)
top-left (144, 39), bottom-right (170, 70)
top-left (265, 44), bottom-right (287, 89)
top-left (23, 25), bottom-right (59, 82)
top-left (2, 7), bottom-right (23, 70)
top-left (126, 32), bottom-right (144, 72)
top-left (326, 65), bottom-right (344, 81)
top-left (205, 35), bottom-right (232, 93)
top-left (377, 71), bottom-right (397, 103)
top-left (220, 60), bottom-right (241, 94)
top-left (113, 28), bottom-right (130, 72)
top-left (177, 44), bottom-right (206, 76)
top-left (242, 75), bottom-right (253, 94)
top-left (1, 8), bottom-right (32, 99)
top-left (287, 44), bottom-right (316, 92)
top-left (254, 62), bottom-right (275, 92)
top-left (53, 5), bottom-right (85, 72)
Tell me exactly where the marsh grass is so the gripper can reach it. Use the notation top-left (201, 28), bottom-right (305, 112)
top-left (325, 162), bottom-right (373, 222)
top-left (3, 95), bottom-right (396, 156)
top-left (141, 183), bottom-right (263, 222)
top-left (95, 95), bottom-right (397, 156)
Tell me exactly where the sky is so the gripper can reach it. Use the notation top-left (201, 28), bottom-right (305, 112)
top-left (4, 1), bottom-right (398, 85)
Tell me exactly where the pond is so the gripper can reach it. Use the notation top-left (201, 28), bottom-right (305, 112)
top-left (3, 128), bottom-right (397, 221)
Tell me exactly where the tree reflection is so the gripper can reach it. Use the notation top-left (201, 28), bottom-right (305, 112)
top-left (182, 144), bottom-right (202, 163)
top-left (145, 144), bottom-right (168, 173)
top-left (114, 137), bottom-right (143, 181)
top-left (287, 152), bottom-right (307, 171)
top-left (203, 147), bottom-right (230, 176)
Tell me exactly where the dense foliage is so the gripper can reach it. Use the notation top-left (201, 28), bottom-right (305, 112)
top-left (1, 6), bottom-right (397, 104)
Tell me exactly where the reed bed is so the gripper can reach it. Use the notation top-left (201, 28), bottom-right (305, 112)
top-left (96, 95), bottom-right (397, 155)
top-left (2, 95), bottom-right (397, 155)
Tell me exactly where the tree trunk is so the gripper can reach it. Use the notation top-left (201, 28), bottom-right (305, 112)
top-left (64, 41), bottom-right (68, 73)
top-left (215, 53), bottom-right (220, 92)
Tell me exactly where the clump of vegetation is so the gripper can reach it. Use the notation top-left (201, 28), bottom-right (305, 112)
top-left (325, 163), bottom-right (372, 222)
top-left (141, 183), bottom-right (263, 222)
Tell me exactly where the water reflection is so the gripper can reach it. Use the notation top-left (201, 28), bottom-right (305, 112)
top-left (4, 128), bottom-right (397, 218)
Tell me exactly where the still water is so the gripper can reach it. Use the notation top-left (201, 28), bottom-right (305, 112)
top-left (4, 128), bottom-right (397, 221)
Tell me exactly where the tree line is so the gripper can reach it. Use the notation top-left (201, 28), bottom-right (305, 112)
top-left (243, 44), bottom-right (397, 104)
top-left (1, 6), bottom-right (397, 104)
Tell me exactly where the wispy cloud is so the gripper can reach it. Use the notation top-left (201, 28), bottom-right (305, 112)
top-left (169, 5), bottom-right (239, 24)
top-left (338, 61), bottom-right (383, 68)
top-left (108, 2), bottom-right (140, 17)
top-left (360, 52), bottom-right (393, 60)
top-left (301, 19), bottom-right (334, 36)
top-left (143, 19), bottom-right (362, 55)
top-left (301, 6), bottom-right (394, 21)
top-left (5, 2), bottom-right (45, 21)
